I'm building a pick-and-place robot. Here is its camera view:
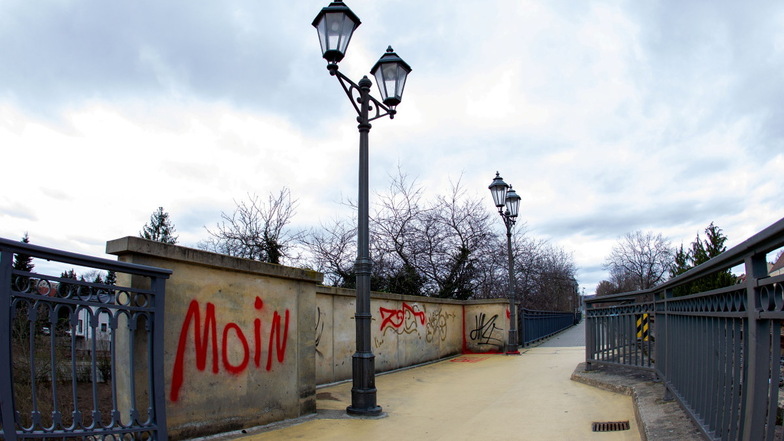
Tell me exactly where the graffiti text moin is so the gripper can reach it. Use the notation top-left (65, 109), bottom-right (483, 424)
top-left (170, 297), bottom-right (290, 402)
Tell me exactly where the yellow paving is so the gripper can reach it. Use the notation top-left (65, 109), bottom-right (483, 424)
top-left (225, 324), bottom-right (640, 441)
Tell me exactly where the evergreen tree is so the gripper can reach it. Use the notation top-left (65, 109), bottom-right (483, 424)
top-left (105, 270), bottom-right (117, 285)
top-left (670, 222), bottom-right (735, 296)
top-left (58, 269), bottom-right (79, 296)
top-left (140, 207), bottom-right (178, 244)
top-left (12, 233), bottom-right (35, 290)
top-left (670, 244), bottom-right (690, 278)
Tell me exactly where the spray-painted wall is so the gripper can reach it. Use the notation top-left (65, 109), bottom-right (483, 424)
top-left (108, 237), bottom-right (320, 440)
top-left (315, 288), bottom-right (512, 385)
top-left (107, 238), bottom-right (512, 439)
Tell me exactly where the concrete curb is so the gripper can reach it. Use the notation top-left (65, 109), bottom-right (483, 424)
top-left (571, 363), bottom-right (706, 441)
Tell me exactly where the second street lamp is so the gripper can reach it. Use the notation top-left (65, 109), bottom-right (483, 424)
top-left (313, 0), bottom-right (411, 417)
top-left (489, 172), bottom-right (521, 354)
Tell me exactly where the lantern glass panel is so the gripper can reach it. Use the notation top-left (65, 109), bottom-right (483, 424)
top-left (505, 189), bottom-right (521, 217)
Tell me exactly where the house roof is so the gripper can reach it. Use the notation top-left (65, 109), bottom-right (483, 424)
top-left (771, 252), bottom-right (784, 276)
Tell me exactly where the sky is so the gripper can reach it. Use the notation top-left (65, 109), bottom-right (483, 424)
top-left (1, 0), bottom-right (783, 295)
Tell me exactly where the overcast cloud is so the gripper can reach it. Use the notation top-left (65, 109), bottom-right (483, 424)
top-left (1, 0), bottom-right (782, 294)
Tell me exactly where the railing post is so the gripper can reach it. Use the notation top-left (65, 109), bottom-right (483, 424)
top-left (585, 302), bottom-right (595, 371)
top-left (660, 288), bottom-right (673, 401)
top-left (151, 276), bottom-right (168, 441)
top-left (0, 248), bottom-right (19, 441)
top-left (740, 253), bottom-right (770, 441)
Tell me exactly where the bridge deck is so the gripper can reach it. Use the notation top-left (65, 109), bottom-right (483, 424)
top-left (195, 321), bottom-right (640, 441)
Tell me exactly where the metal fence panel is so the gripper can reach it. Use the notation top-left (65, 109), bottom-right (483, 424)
top-left (0, 238), bottom-right (171, 440)
top-left (584, 217), bottom-right (784, 441)
top-left (519, 309), bottom-right (580, 346)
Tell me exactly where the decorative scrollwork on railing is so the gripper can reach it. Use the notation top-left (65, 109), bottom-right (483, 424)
top-left (759, 281), bottom-right (784, 314)
top-left (1, 237), bottom-right (170, 439)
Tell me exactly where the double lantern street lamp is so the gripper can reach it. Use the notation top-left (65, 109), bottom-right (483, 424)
top-left (488, 172), bottom-right (522, 354)
top-left (313, 1), bottom-right (411, 417)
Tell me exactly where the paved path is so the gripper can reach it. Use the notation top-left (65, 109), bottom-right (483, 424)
top-left (202, 321), bottom-right (640, 441)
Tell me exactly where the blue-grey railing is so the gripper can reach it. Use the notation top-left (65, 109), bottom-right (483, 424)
top-left (0, 238), bottom-right (171, 440)
top-left (585, 217), bottom-right (784, 441)
top-left (519, 309), bottom-right (581, 346)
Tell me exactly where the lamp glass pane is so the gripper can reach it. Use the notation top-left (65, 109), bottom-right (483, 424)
top-left (329, 12), bottom-right (354, 54)
top-left (384, 64), bottom-right (399, 102)
top-left (505, 191), bottom-right (521, 217)
top-left (489, 184), bottom-right (507, 208)
top-left (316, 16), bottom-right (329, 55)
top-left (394, 65), bottom-right (408, 99)
top-left (372, 64), bottom-right (389, 101)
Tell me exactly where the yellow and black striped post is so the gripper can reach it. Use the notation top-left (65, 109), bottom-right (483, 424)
top-left (636, 313), bottom-right (649, 341)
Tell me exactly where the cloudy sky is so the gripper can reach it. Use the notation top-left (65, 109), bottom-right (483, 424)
top-left (2, 0), bottom-right (782, 294)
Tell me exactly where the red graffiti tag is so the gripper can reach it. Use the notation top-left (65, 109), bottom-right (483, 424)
top-left (379, 302), bottom-right (426, 332)
top-left (170, 297), bottom-right (290, 402)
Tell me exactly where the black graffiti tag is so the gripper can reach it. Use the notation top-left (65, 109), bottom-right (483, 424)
top-left (469, 313), bottom-right (503, 346)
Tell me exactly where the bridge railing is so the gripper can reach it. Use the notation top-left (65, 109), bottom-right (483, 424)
top-left (519, 308), bottom-right (581, 346)
top-left (0, 238), bottom-right (171, 440)
top-left (585, 217), bottom-right (784, 441)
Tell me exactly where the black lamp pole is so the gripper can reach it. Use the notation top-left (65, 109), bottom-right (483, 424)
top-left (489, 172), bottom-right (522, 354)
top-left (312, 0), bottom-right (411, 417)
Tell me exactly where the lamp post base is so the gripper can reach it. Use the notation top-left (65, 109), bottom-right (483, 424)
top-left (346, 404), bottom-right (384, 417)
top-left (346, 386), bottom-right (383, 416)
top-left (347, 351), bottom-right (383, 417)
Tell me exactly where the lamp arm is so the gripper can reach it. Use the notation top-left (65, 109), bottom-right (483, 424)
top-left (498, 209), bottom-right (516, 230)
top-left (332, 68), bottom-right (396, 121)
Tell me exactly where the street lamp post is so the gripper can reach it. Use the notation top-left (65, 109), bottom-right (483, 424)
top-left (488, 172), bottom-right (521, 354)
top-left (313, 0), bottom-right (411, 417)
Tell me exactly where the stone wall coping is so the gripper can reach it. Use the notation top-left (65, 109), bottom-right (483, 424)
top-left (106, 236), bottom-right (324, 284)
top-left (315, 285), bottom-right (509, 306)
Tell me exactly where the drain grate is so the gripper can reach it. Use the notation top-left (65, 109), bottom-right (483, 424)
top-left (592, 421), bottom-right (630, 432)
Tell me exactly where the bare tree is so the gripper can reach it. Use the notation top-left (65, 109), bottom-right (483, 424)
top-left (200, 188), bottom-right (300, 264)
top-left (369, 168), bottom-right (428, 295)
top-left (300, 168), bottom-right (579, 308)
top-left (419, 178), bottom-right (496, 299)
top-left (604, 230), bottom-right (673, 291)
top-left (301, 218), bottom-right (356, 287)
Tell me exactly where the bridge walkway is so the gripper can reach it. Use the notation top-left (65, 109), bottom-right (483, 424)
top-left (199, 320), bottom-right (640, 441)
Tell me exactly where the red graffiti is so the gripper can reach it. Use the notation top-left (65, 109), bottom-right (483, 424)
top-left (170, 297), bottom-right (290, 402)
top-left (379, 302), bottom-right (426, 332)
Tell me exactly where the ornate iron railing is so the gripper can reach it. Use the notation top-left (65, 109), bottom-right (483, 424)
top-left (519, 309), bottom-right (581, 346)
top-left (585, 217), bottom-right (784, 441)
top-left (0, 238), bottom-right (171, 440)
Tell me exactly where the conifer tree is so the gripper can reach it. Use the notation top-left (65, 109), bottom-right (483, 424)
top-left (140, 207), bottom-right (178, 244)
top-left (12, 233), bottom-right (34, 290)
top-left (105, 270), bottom-right (117, 285)
top-left (670, 222), bottom-right (735, 296)
top-left (12, 232), bottom-right (34, 272)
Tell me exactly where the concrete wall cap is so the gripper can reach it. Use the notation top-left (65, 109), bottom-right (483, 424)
top-left (315, 285), bottom-right (508, 305)
top-left (106, 236), bottom-right (324, 284)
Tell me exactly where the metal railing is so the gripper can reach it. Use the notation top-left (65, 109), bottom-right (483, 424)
top-left (519, 308), bottom-right (581, 346)
top-left (0, 238), bottom-right (171, 440)
top-left (585, 217), bottom-right (784, 441)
